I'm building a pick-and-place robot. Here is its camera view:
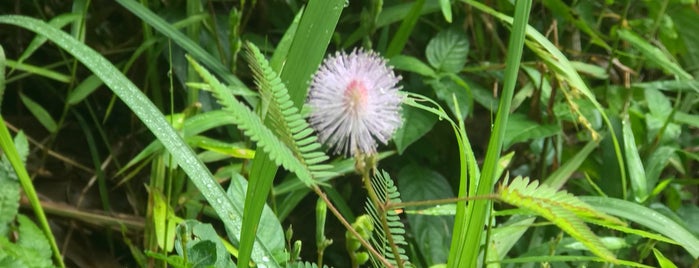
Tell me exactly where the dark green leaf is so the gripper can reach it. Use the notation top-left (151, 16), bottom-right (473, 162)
top-left (503, 114), bottom-right (560, 149)
top-left (393, 105), bottom-right (438, 154)
top-left (425, 29), bottom-right (469, 73)
top-left (397, 166), bottom-right (454, 266)
top-left (18, 92), bottom-right (57, 133)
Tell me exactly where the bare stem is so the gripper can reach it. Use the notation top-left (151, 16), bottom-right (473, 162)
top-left (311, 185), bottom-right (394, 268)
top-left (385, 194), bottom-right (499, 210)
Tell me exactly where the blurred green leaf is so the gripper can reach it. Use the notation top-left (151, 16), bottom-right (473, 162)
top-left (393, 105), bottom-right (438, 154)
top-left (426, 28), bottom-right (469, 73)
top-left (15, 215), bottom-right (53, 267)
top-left (386, 0), bottom-right (425, 57)
top-left (227, 173), bottom-right (285, 256)
top-left (398, 166), bottom-right (454, 266)
top-left (503, 114), bottom-right (560, 149)
top-left (175, 220), bottom-right (235, 268)
top-left (439, 0), bottom-right (453, 23)
top-left (652, 248), bottom-right (678, 268)
top-left (622, 117), bottom-right (648, 203)
top-left (18, 92), bottom-right (57, 133)
top-left (617, 29), bottom-right (693, 80)
top-left (390, 55), bottom-right (437, 77)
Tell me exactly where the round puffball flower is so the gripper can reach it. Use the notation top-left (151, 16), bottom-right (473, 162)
top-left (307, 49), bottom-right (403, 156)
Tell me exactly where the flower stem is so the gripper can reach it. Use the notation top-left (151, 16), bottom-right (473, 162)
top-left (311, 185), bottom-right (394, 268)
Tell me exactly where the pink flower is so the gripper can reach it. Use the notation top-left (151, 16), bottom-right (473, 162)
top-left (307, 49), bottom-right (403, 156)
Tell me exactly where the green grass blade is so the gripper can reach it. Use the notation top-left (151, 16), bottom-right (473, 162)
top-left (0, 15), bottom-right (279, 267)
top-left (114, 0), bottom-right (253, 95)
top-left (385, 0), bottom-right (425, 57)
top-left (581, 196), bottom-right (699, 258)
top-left (5, 59), bottom-right (72, 83)
top-left (239, 0), bottom-right (345, 266)
top-left (616, 29), bottom-right (693, 80)
top-left (448, 1), bottom-right (531, 267)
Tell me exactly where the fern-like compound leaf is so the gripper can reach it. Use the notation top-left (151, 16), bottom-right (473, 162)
top-left (244, 42), bottom-right (335, 185)
top-left (185, 55), bottom-right (315, 186)
top-left (498, 176), bottom-right (620, 263)
top-left (365, 170), bottom-right (411, 267)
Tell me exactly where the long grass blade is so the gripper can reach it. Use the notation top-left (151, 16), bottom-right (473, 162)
top-left (448, 1), bottom-right (532, 267)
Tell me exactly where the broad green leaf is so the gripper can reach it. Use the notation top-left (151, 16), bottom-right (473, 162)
top-left (564, 237), bottom-right (627, 251)
top-left (389, 55), bottom-right (437, 77)
top-left (581, 196), bottom-right (699, 258)
top-left (151, 188), bottom-right (180, 252)
top-left (644, 88), bottom-right (681, 144)
top-left (645, 88), bottom-right (672, 117)
top-left (174, 220), bottom-right (235, 268)
top-left (398, 166), bottom-right (454, 266)
top-left (425, 28), bottom-right (469, 73)
top-left (0, 176), bottom-right (19, 236)
top-left (393, 105), bottom-right (438, 154)
top-left (227, 173), bottom-right (285, 254)
top-left (622, 117), bottom-right (648, 203)
top-left (16, 215), bottom-right (53, 267)
top-left (428, 75), bottom-right (472, 118)
top-left (503, 114), bottom-right (560, 149)
top-left (0, 131), bottom-right (27, 235)
top-left (18, 92), bottom-right (57, 133)
top-left (644, 146), bottom-right (676, 195)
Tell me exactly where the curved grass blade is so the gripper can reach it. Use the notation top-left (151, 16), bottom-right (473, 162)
top-left (581, 196), bottom-right (699, 258)
top-left (114, 0), bottom-right (254, 96)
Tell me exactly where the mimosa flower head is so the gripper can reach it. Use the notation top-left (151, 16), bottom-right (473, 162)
top-left (307, 49), bottom-right (403, 156)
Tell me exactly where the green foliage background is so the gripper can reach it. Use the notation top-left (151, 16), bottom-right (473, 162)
top-left (0, 0), bottom-right (698, 267)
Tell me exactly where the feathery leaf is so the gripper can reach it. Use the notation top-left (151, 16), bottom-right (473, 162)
top-left (365, 170), bottom-right (411, 267)
top-left (244, 42), bottom-right (334, 183)
top-left (185, 55), bottom-right (316, 186)
top-left (498, 177), bottom-right (620, 262)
